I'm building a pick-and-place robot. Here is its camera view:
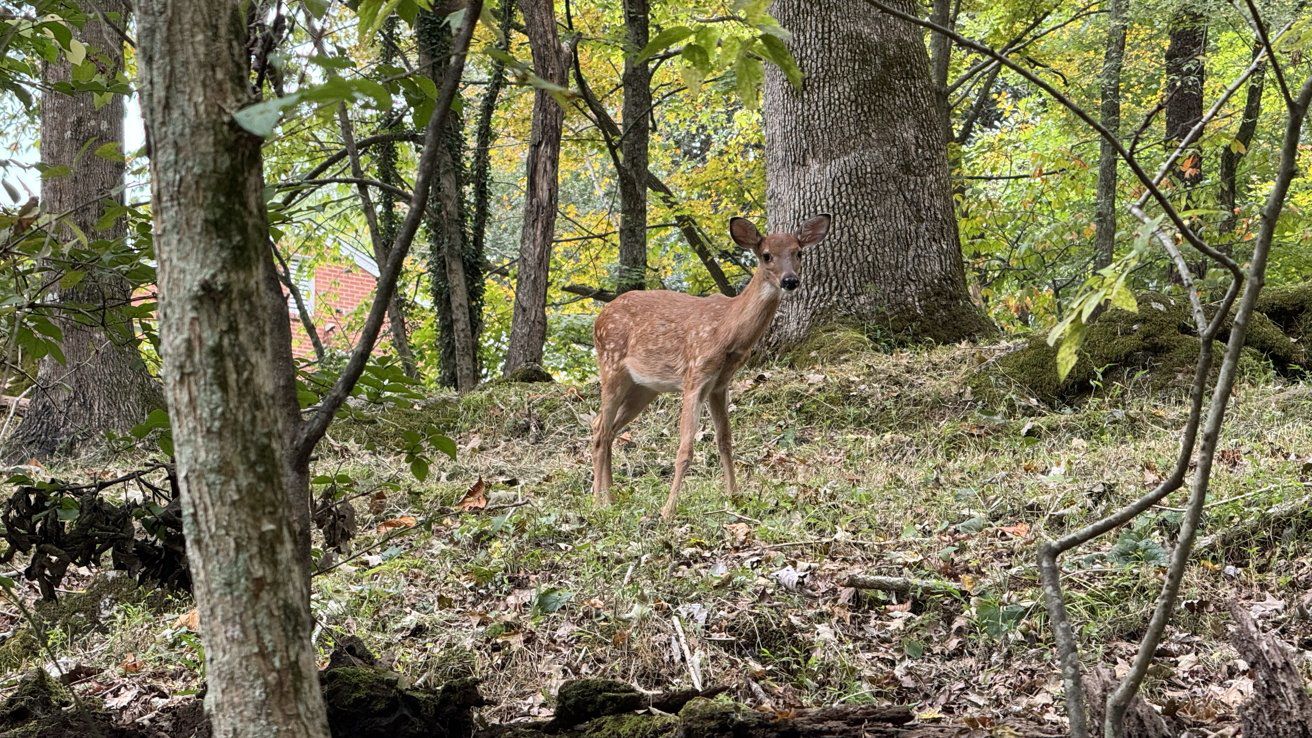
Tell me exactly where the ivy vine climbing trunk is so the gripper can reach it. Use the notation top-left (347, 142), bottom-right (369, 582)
top-left (761, 0), bottom-right (993, 351)
top-left (504, 0), bottom-right (568, 379)
top-left (136, 1), bottom-right (329, 735)
top-left (617, 0), bottom-right (650, 294)
top-left (1093, 0), bottom-right (1127, 270)
top-left (419, 5), bottom-right (481, 391)
top-left (3, 0), bottom-right (162, 462)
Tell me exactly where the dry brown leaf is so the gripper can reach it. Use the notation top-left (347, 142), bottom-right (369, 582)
top-left (119, 654), bottom-right (143, 674)
top-left (724, 522), bottom-right (753, 548)
top-left (376, 516), bottom-right (418, 533)
top-left (172, 609), bottom-right (199, 631)
top-left (997, 522), bottom-right (1030, 538)
top-left (368, 490), bottom-right (388, 516)
top-left (457, 478), bottom-right (487, 511)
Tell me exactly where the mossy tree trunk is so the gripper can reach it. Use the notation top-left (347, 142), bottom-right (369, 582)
top-left (760, 0), bottom-right (993, 351)
top-left (504, 0), bottom-right (568, 377)
top-left (419, 5), bottom-right (482, 391)
top-left (136, 1), bottom-right (328, 735)
top-left (1093, 0), bottom-right (1127, 270)
top-left (3, 0), bottom-right (162, 463)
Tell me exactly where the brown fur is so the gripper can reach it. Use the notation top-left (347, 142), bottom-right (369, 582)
top-left (592, 215), bottom-right (831, 519)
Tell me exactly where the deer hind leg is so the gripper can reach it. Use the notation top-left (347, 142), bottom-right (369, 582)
top-left (661, 386), bottom-right (704, 520)
top-left (708, 389), bottom-right (736, 495)
top-left (592, 375), bottom-right (629, 506)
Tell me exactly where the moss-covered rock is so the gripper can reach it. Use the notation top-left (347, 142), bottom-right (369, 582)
top-left (1257, 283), bottom-right (1312, 349)
top-left (970, 290), bottom-right (1304, 406)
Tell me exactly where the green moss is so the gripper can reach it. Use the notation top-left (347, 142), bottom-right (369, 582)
top-left (971, 291), bottom-right (1307, 406)
top-left (0, 670), bottom-right (126, 738)
top-left (1257, 283), bottom-right (1312, 349)
top-left (576, 713), bottom-right (678, 737)
top-left (550, 679), bottom-right (646, 728)
top-left (785, 323), bottom-right (874, 368)
top-left (320, 666), bottom-right (483, 738)
top-left (502, 364), bottom-right (555, 384)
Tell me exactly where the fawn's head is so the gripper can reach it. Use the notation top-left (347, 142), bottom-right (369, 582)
top-left (729, 214), bottom-right (832, 292)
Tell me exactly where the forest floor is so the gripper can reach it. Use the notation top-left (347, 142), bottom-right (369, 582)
top-left (4, 341), bottom-right (1312, 735)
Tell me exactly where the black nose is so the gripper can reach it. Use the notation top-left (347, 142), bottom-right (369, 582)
top-left (781, 276), bottom-right (800, 291)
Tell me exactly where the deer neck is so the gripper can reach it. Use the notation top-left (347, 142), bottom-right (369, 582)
top-left (722, 269), bottom-right (782, 351)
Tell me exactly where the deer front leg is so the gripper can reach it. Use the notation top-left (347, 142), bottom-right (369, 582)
top-left (592, 380), bottom-right (624, 506)
top-left (661, 387), bottom-right (703, 520)
top-left (708, 389), bottom-right (736, 495)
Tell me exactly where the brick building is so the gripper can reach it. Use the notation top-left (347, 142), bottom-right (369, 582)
top-left (285, 245), bottom-right (380, 358)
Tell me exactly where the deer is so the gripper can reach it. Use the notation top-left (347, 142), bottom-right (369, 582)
top-left (591, 214), bottom-right (833, 519)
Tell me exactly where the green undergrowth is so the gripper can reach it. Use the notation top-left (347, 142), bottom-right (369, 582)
top-left (6, 340), bottom-right (1312, 728)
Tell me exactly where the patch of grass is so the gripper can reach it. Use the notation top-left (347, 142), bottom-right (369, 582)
top-left (4, 342), bottom-right (1311, 727)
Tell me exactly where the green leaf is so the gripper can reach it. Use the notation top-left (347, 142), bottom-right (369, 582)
top-left (431, 434), bottom-right (457, 460)
top-left (637, 26), bottom-right (695, 62)
top-left (532, 587), bottom-right (573, 615)
top-left (93, 141), bottom-right (124, 162)
top-left (757, 34), bottom-right (802, 89)
top-left (409, 457), bottom-right (430, 481)
top-left (734, 54), bottom-right (764, 110)
top-left (233, 93), bottom-right (302, 137)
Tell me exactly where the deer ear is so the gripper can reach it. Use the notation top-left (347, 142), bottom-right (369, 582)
top-left (729, 217), bottom-right (763, 250)
top-left (797, 214), bottom-right (832, 248)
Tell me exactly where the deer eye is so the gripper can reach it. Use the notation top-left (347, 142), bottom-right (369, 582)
top-left (761, 253), bottom-right (772, 263)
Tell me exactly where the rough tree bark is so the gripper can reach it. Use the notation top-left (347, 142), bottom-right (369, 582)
top-left (136, 1), bottom-right (329, 735)
top-left (3, 0), bottom-right (162, 462)
top-left (1093, 0), bottom-right (1127, 270)
top-left (419, 6), bottom-right (482, 391)
top-left (761, 0), bottom-right (993, 350)
top-left (504, 0), bottom-right (569, 379)
top-left (616, 0), bottom-right (650, 294)
top-left (1165, 8), bottom-right (1206, 189)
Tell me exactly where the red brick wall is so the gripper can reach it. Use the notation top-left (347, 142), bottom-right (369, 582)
top-left (286, 260), bottom-right (380, 358)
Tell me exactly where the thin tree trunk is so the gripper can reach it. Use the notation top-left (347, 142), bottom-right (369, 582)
top-left (136, 1), bottom-right (329, 735)
top-left (3, 0), bottom-right (162, 462)
top-left (374, 20), bottom-right (421, 380)
top-left (1218, 43), bottom-right (1265, 244)
top-left (1165, 8), bottom-right (1206, 186)
top-left (419, 7), bottom-right (481, 391)
top-left (761, 0), bottom-right (993, 350)
top-left (504, 0), bottom-right (568, 378)
top-left (617, 0), bottom-right (650, 294)
top-left (1093, 0), bottom-right (1127, 270)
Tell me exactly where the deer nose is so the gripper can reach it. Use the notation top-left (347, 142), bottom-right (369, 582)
top-left (781, 276), bottom-right (800, 291)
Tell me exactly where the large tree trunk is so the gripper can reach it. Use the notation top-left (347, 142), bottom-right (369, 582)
top-left (136, 2), bottom-right (329, 736)
top-left (760, 0), bottom-right (993, 351)
top-left (419, 7), bottom-right (481, 391)
top-left (504, 0), bottom-right (568, 378)
top-left (3, 0), bottom-right (162, 462)
top-left (1093, 0), bottom-right (1127, 270)
top-left (616, 0), bottom-right (650, 294)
